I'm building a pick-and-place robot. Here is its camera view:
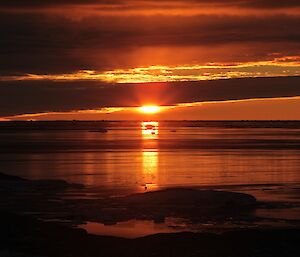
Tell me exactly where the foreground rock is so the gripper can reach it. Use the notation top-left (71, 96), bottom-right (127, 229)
top-left (0, 173), bottom-right (27, 181)
top-left (0, 173), bottom-right (257, 225)
top-left (118, 188), bottom-right (256, 209)
top-left (0, 172), bottom-right (83, 192)
top-left (100, 188), bottom-right (257, 223)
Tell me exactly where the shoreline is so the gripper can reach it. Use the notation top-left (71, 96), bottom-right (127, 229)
top-left (1, 173), bottom-right (300, 256)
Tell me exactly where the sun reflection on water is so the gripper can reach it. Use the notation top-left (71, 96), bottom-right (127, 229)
top-left (141, 122), bottom-right (159, 190)
top-left (143, 151), bottom-right (158, 173)
top-left (141, 121), bottom-right (159, 139)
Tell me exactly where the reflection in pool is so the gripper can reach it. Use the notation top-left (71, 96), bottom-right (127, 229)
top-left (79, 219), bottom-right (189, 238)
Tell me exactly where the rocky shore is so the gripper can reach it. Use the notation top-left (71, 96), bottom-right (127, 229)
top-left (1, 172), bottom-right (300, 257)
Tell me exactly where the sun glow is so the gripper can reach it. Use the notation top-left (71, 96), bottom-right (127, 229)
top-left (139, 106), bottom-right (160, 114)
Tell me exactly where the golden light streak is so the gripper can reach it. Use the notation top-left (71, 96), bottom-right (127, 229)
top-left (4, 107), bottom-right (125, 121)
top-left (1, 58), bottom-right (300, 83)
top-left (175, 95), bottom-right (300, 108)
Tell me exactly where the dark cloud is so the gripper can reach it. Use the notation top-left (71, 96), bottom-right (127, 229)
top-left (0, 0), bottom-right (299, 9)
top-left (0, 0), bottom-right (119, 8)
top-left (1, 0), bottom-right (299, 119)
top-left (0, 76), bottom-right (299, 117)
top-left (239, 0), bottom-right (300, 8)
top-left (0, 13), bottom-right (299, 75)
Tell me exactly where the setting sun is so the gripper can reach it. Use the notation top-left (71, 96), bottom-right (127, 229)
top-left (138, 105), bottom-right (160, 114)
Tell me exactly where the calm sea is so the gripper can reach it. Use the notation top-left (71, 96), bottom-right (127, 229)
top-left (1, 121), bottom-right (300, 195)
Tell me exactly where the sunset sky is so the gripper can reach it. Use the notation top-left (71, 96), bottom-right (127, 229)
top-left (1, 0), bottom-right (300, 120)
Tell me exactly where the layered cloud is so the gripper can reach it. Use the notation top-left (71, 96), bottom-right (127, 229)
top-left (3, 59), bottom-right (300, 83)
top-left (0, 1), bottom-right (299, 119)
top-left (0, 11), bottom-right (299, 76)
top-left (1, 1), bottom-right (300, 9)
top-left (1, 76), bottom-right (300, 117)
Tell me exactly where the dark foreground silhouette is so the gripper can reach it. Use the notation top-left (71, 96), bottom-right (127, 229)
top-left (0, 172), bottom-right (258, 225)
top-left (1, 173), bottom-right (300, 257)
top-left (1, 212), bottom-right (300, 257)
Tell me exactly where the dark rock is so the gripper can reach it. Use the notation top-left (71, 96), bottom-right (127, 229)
top-left (119, 188), bottom-right (257, 209)
top-left (0, 173), bottom-right (27, 181)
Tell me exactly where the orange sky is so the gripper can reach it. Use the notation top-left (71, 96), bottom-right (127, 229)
top-left (0, 0), bottom-right (299, 120)
top-left (4, 96), bottom-right (300, 121)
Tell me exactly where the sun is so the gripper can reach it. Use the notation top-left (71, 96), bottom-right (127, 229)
top-left (138, 105), bottom-right (160, 114)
